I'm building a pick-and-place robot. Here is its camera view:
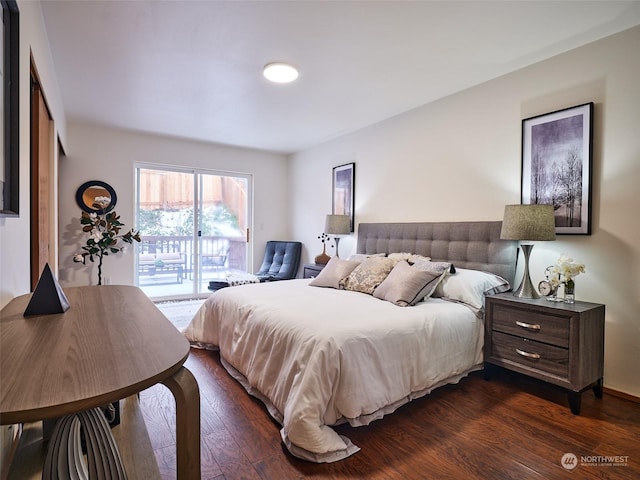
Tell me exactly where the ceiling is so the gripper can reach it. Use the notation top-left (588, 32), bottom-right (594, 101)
top-left (40, 1), bottom-right (640, 154)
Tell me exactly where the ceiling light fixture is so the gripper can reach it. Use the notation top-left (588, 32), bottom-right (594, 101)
top-left (263, 62), bottom-right (299, 83)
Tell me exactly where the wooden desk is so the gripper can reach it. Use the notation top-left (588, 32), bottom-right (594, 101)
top-left (0, 285), bottom-right (200, 479)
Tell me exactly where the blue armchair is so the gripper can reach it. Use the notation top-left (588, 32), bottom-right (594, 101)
top-left (208, 240), bottom-right (302, 291)
top-left (255, 241), bottom-right (302, 282)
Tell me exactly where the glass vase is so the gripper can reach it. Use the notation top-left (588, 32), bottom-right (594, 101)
top-left (547, 288), bottom-right (561, 302)
top-left (564, 279), bottom-right (575, 304)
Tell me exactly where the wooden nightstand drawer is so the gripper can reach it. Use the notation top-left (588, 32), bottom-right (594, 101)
top-left (491, 331), bottom-right (569, 378)
top-left (485, 293), bottom-right (605, 415)
top-left (491, 304), bottom-right (569, 348)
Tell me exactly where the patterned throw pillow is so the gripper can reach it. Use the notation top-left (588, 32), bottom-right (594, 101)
top-left (309, 257), bottom-right (361, 289)
top-left (387, 253), bottom-right (432, 263)
top-left (340, 257), bottom-right (398, 294)
top-left (347, 253), bottom-right (386, 262)
top-left (411, 258), bottom-right (454, 274)
top-left (374, 260), bottom-right (445, 306)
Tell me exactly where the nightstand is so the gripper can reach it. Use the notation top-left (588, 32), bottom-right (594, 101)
top-left (484, 293), bottom-right (605, 415)
top-left (303, 263), bottom-right (326, 279)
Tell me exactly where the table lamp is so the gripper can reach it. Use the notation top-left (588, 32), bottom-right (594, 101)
top-left (325, 214), bottom-right (351, 258)
top-left (500, 204), bottom-right (556, 298)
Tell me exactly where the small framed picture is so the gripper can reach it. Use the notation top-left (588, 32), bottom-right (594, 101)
top-left (521, 102), bottom-right (593, 235)
top-left (332, 162), bottom-right (355, 232)
top-left (0, 0), bottom-right (20, 216)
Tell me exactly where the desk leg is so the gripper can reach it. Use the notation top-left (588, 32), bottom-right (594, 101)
top-left (162, 366), bottom-right (201, 480)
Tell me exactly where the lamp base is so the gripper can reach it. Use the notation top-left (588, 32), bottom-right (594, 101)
top-left (334, 237), bottom-right (342, 258)
top-left (512, 243), bottom-right (540, 299)
top-left (512, 279), bottom-right (541, 299)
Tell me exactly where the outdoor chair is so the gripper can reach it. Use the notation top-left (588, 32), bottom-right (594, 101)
top-left (201, 240), bottom-right (230, 277)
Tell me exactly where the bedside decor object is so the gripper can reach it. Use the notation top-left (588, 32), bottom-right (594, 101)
top-left (325, 214), bottom-right (350, 258)
top-left (538, 280), bottom-right (555, 297)
top-left (332, 162), bottom-right (355, 232)
top-left (314, 233), bottom-right (332, 265)
top-left (565, 280), bottom-right (576, 304)
top-left (521, 102), bottom-right (593, 235)
top-left (24, 263), bottom-right (70, 316)
top-left (73, 197), bottom-right (141, 285)
top-left (500, 204), bottom-right (556, 298)
top-left (550, 252), bottom-right (585, 304)
top-left (539, 265), bottom-right (563, 301)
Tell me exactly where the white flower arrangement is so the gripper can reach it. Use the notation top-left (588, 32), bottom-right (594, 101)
top-left (549, 253), bottom-right (586, 288)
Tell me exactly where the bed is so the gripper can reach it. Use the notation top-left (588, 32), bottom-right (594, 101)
top-left (184, 221), bottom-right (516, 462)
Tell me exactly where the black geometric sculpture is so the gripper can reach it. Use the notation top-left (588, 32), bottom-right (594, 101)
top-left (24, 263), bottom-right (70, 316)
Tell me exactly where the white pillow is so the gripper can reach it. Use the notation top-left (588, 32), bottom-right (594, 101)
top-left (347, 253), bottom-right (386, 262)
top-left (433, 268), bottom-right (511, 309)
top-left (309, 257), bottom-right (361, 289)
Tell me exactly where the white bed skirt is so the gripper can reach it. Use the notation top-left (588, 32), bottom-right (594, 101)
top-left (184, 280), bottom-right (484, 462)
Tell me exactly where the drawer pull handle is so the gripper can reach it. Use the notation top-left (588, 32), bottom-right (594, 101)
top-left (516, 348), bottom-right (540, 360)
top-left (516, 321), bottom-right (541, 330)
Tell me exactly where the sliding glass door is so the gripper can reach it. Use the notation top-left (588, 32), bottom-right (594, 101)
top-left (135, 166), bottom-right (251, 301)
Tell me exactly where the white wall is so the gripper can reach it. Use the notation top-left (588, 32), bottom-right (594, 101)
top-left (0, 0), bottom-right (67, 309)
top-left (290, 26), bottom-right (640, 397)
top-left (0, 0), bottom-right (69, 472)
top-left (57, 124), bottom-right (289, 287)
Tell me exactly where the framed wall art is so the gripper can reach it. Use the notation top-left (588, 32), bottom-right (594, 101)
top-left (0, 0), bottom-right (20, 216)
top-left (332, 162), bottom-right (355, 232)
top-left (521, 102), bottom-right (593, 235)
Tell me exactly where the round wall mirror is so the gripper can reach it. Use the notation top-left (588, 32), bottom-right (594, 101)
top-left (76, 180), bottom-right (117, 214)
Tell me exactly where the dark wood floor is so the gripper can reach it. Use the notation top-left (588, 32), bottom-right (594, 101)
top-left (140, 348), bottom-right (640, 480)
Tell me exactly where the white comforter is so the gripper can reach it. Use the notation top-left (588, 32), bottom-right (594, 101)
top-left (184, 279), bottom-right (484, 462)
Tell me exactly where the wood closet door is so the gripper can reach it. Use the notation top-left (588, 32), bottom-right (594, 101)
top-left (30, 79), bottom-right (53, 290)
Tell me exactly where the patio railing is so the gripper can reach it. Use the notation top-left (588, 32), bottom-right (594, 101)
top-left (139, 235), bottom-right (247, 280)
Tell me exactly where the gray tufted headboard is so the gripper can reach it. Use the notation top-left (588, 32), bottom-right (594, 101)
top-left (357, 221), bottom-right (517, 285)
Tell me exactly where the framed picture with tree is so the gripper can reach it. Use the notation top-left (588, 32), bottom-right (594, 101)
top-left (521, 102), bottom-right (593, 235)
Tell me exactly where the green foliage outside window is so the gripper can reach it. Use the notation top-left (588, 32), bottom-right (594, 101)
top-left (138, 204), bottom-right (241, 237)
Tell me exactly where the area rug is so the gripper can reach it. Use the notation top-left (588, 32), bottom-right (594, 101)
top-left (155, 299), bottom-right (205, 332)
